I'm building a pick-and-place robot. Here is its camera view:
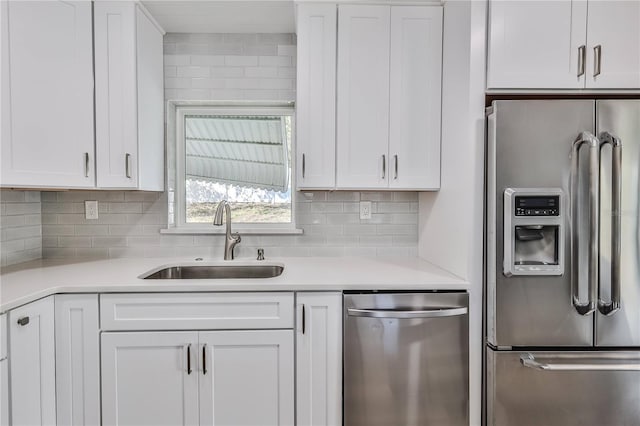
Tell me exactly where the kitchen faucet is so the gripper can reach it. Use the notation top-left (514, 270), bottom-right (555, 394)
top-left (213, 200), bottom-right (241, 260)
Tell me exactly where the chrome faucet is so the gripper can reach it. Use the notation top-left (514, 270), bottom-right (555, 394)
top-left (213, 200), bottom-right (241, 260)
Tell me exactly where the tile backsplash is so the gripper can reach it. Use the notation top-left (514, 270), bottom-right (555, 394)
top-left (1, 190), bottom-right (42, 267)
top-left (41, 190), bottom-right (417, 260)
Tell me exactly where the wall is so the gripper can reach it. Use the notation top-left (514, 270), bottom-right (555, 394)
top-left (0, 190), bottom-right (42, 267)
top-left (38, 33), bottom-right (418, 261)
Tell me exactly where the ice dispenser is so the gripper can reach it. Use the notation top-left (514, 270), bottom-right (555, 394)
top-left (503, 188), bottom-right (564, 276)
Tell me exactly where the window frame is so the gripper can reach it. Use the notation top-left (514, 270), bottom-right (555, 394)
top-left (173, 103), bottom-right (299, 234)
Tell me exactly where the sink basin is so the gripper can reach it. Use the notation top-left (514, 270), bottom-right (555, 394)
top-left (141, 264), bottom-right (284, 279)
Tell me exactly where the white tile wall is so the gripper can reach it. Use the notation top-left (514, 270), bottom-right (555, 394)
top-left (34, 33), bottom-right (419, 261)
top-left (40, 190), bottom-right (418, 259)
top-left (0, 190), bottom-right (42, 267)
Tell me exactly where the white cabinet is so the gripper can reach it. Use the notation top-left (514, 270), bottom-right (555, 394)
top-left (1, 1), bottom-right (95, 188)
top-left (585, 2), bottom-right (640, 89)
top-left (488, 0), bottom-right (640, 89)
top-left (296, 3), bottom-right (337, 190)
top-left (101, 331), bottom-right (200, 426)
top-left (199, 331), bottom-right (294, 426)
top-left (0, 314), bottom-right (8, 426)
top-left (336, 5), bottom-right (442, 190)
top-left (296, 293), bottom-right (342, 426)
top-left (94, 2), bottom-right (165, 190)
top-left (55, 295), bottom-right (100, 426)
top-left (8, 297), bottom-right (56, 426)
top-left (100, 292), bottom-right (295, 426)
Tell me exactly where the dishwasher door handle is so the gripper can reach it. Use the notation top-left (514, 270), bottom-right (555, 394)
top-left (347, 306), bottom-right (467, 319)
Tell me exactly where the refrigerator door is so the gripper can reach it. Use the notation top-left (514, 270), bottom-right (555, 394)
top-left (487, 100), bottom-right (594, 347)
top-left (486, 348), bottom-right (640, 426)
top-left (596, 100), bottom-right (640, 346)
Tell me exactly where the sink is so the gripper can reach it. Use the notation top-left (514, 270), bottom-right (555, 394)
top-left (141, 264), bottom-right (284, 279)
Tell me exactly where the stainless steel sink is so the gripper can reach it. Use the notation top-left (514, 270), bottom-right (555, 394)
top-left (141, 264), bottom-right (284, 279)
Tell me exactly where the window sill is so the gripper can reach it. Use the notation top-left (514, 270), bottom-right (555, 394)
top-left (160, 227), bottom-right (304, 235)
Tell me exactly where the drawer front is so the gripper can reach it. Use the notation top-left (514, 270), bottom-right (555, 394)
top-left (100, 293), bottom-right (294, 330)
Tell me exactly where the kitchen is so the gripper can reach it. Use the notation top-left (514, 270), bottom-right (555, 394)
top-left (0, 1), bottom-right (638, 426)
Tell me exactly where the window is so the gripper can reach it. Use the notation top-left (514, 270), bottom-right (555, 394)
top-left (174, 104), bottom-right (296, 232)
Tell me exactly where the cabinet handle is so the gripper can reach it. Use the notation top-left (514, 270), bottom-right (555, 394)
top-left (578, 45), bottom-right (586, 77)
top-left (594, 45), bottom-right (602, 77)
top-left (17, 317), bottom-right (29, 326)
top-left (394, 155), bottom-right (398, 180)
top-left (202, 344), bottom-right (207, 375)
top-left (187, 344), bottom-right (192, 375)
top-left (84, 153), bottom-right (90, 177)
top-left (302, 153), bottom-right (306, 179)
top-left (302, 304), bottom-right (306, 335)
top-left (125, 153), bottom-right (132, 178)
top-left (382, 155), bottom-right (386, 179)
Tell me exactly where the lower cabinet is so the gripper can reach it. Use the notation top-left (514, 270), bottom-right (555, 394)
top-left (1, 313), bottom-right (8, 426)
top-left (296, 292), bottom-right (342, 426)
top-left (8, 297), bottom-right (56, 426)
top-left (101, 330), bottom-right (294, 426)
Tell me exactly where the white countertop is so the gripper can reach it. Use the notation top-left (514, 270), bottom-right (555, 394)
top-left (0, 256), bottom-right (468, 313)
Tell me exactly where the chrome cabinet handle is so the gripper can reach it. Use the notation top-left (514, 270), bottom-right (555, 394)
top-left (598, 132), bottom-right (622, 316)
top-left (520, 354), bottom-right (640, 371)
top-left (84, 153), bottom-right (90, 177)
top-left (17, 317), bottom-right (30, 326)
top-left (578, 45), bottom-right (586, 77)
top-left (302, 153), bottom-right (306, 179)
top-left (381, 155), bottom-right (386, 179)
top-left (301, 304), bottom-right (306, 334)
top-left (186, 344), bottom-right (192, 375)
top-left (570, 132), bottom-right (599, 316)
top-left (202, 344), bottom-right (207, 375)
top-left (594, 45), bottom-right (602, 77)
top-left (125, 153), bottom-right (132, 179)
top-left (347, 306), bottom-right (467, 319)
top-left (394, 155), bottom-right (398, 180)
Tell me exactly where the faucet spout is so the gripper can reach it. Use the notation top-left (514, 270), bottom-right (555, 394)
top-left (213, 200), bottom-right (241, 260)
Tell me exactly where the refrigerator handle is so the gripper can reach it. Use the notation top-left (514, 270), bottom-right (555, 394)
top-left (597, 132), bottom-right (622, 316)
top-left (520, 353), bottom-right (640, 371)
top-left (570, 132), bottom-right (599, 316)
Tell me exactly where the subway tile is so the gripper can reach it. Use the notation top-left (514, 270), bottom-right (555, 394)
top-left (24, 192), bottom-right (41, 202)
top-left (40, 192), bottom-right (58, 202)
top-left (74, 225), bottom-right (110, 236)
top-left (164, 33), bottom-right (191, 43)
top-left (344, 224), bottom-right (377, 235)
top-left (376, 224), bottom-right (418, 236)
top-left (5, 203), bottom-right (41, 215)
top-left (109, 225), bottom-right (144, 235)
top-left (190, 55), bottom-right (225, 66)
top-left (165, 77), bottom-right (192, 89)
top-left (4, 226), bottom-right (41, 240)
top-left (0, 190), bottom-right (26, 202)
top-left (128, 236), bottom-right (161, 247)
top-left (392, 235), bottom-right (418, 246)
top-left (23, 237), bottom-right (41, 250)
top-left (225, 34), bottom-right (256, 44)
top-left (360, 192), bottom-right (393, 202)
top-left (109, 202), bottom-right (143, 214)
top-left (42, 202), bottom-right (83, 214)
top-left (124, 192), bottom-right (163, 202)
top-left (210, 67), bottom-right (244, 78)
top-left (92, 237), bottom-right (127, 248)
top-left (326, 213), bottom-right (360, 225)
top-left (43, 248), bottom-right (77, 258)
top-left (2, 239), bottom-right (25, 252)
top-left (393, 192), bottom-right (419, 201)
top-left (296, 213), bottom-right (326, 225)
top-left (257, 34), bottom-right (293, 45)
top-left (244, 67), bottom-right (277, 78)
top-left (210, 43), bottom-right (244, 55)
top-left (24, 214), bottom-right (41, 226)
top-left (243, 44), bottom-right (277, 56)
top-left (175, 43), bottom-right (209, 55)
top-left (358, 235), bottom-right (393, 247)
top-left (277, 67), bottom-right (295, 78)
top-left (0, 215), bottom-right (25, 228)
top-left (192, 78), bottom-right (227, 89)
top-left (177, 66), bottom-right (210, 78)
top-left (310, 203), bottom-right (343, 213)
top-left (42, 236), bottom-right (58, 248)
top-left (211, 89), bottom-right (244, 99)
top-left (76, 248), bottom-right (110, 259)
top-left (58, 237), bottom-right (92, 248)
top-left (325, 236), bottom-right (358, 247)
top-left (241, 90), bottom-right (280, 100)
top-left (301, 225), bottom-right (343, 236)
top-left (258, 56), bottom-right (291, 67)
top-left (277, 90), bottom-right (296, 101)
top-left (327, 192), bottom-right (360, 202)
top-left (163, 43), bottom-right (176, 54)
top-left (277, 45), bottom-right (296, 56)
top-left (224, 56), bottom-right (258, 67)
top-left (376, 202), bottom-right (414, 213)
top-left (41, 214), bottom-right (57, 225)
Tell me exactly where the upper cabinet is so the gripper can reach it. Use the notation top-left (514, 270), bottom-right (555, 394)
top-left (1, 1), bottom-right (95, 188)
top-left (296, 3), bottom-right (337, 190)
top-left (94, 2), bottom-right (165, 190)
top-left (296, 3), bottom-right (443, 191)
top-left (1, 1), bottom-right (165, 190)
top-left (487, 0), bottom-right (640, 90)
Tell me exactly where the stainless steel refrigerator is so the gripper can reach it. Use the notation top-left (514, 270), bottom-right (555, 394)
top-left (485, 100), bottom-right (640, 426)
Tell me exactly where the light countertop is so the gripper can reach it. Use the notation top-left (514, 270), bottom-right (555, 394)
top-left (0, 256), bottom-right (468, 313)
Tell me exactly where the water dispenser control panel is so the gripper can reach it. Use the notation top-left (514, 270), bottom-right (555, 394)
top-left (504, 188), bottom-right (564, 277)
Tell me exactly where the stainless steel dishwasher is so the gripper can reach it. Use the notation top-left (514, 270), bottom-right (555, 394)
top-left (344, 292), bottom-right (469, 426)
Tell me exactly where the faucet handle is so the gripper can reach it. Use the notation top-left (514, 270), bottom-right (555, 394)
top-left (257, 249), bottom-right (265, 261)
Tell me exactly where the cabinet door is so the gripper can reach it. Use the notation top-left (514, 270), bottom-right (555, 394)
top-left (55, 295), bottom-right (100, 426)
top-left (296, 293), bottom-right (342, 426)
top-left (94, 1), bottom-right (139, 188)
top-left (389, 6), bottom-right (442, 190)
top-left (199, 330), bottom-right (294, 426)
top-left (0, 314), bottom-right (7, 426)
top-left (336, 5), bottom-right (390, 189)
top-left (296, 3), bottom-right (337, 190)
top-left (9, 297), bottom-right (56, 426)
top-left (585, 1), bottom-right (640, 89)
top-left (487, 1), bottom-right (587, 89)
top-left (101, 332), bottom-right (199, 426)
top-left (1, 1), bottom-right (95, 188)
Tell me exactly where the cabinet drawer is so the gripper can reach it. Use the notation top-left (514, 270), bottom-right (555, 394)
top-left (100, 293), bottom-right (294, 330)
